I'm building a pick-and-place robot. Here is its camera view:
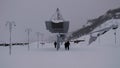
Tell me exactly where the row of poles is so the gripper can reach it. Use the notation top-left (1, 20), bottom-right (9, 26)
top-left (97, 29), bottom-right (117, 46)
top-left (5, 21), bottom-right (43, 55)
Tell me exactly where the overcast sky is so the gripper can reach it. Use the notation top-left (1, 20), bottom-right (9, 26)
top-left (0, 0), bottom-right (120, 43)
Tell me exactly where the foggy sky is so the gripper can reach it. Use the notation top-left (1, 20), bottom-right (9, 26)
top-left (0, 0), bottom-right (120, 43)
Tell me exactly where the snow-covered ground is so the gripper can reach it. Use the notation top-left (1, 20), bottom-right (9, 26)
top-left (0, 20), bottom-right (120, 68)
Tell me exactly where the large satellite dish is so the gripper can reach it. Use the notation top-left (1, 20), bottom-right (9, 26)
top-left (45, 8), bottom-right (69, 33)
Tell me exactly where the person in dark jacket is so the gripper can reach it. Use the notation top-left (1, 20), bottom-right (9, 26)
top-left (54, 41), bottom-right (57, 48)
top-left (64, 41), bottom-right (70, 50)
top-left (64, 42), bottom-right (67, 50)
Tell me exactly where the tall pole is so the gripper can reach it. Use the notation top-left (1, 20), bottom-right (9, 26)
top-left (112, 19), bottom-right (118, 46)
top-left (40, 33), bottom-right (44, 46)
top-left (114, 30), bottom-right (116, 45)
top-left (36, 32), bottom-right (40, 48)
top-left (6, 21), bottom-right (16, 55)
top-left (25, 28), bottom-right (32, 51)
top-left (98, 26), bottom-right (101, 46)
top-left (98, 36), bottom-right (100, 45)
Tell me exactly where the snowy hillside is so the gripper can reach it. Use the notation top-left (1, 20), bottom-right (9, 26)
top-left (0, 19), bottom-right (120, 68)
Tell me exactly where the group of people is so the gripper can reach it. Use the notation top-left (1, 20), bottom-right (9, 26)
top-left (54, 41), bottom-right (70, 50)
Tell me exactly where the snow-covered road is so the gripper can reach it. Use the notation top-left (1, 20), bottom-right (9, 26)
top-left (0, 41), bottom-right (120, 68)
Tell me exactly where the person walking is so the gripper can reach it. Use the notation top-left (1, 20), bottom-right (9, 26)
top-left (64, 41), bottom-right (70, 50)
top-left (54, 41), bottom-right (57, 48)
